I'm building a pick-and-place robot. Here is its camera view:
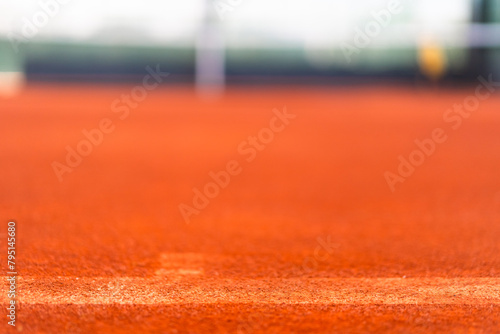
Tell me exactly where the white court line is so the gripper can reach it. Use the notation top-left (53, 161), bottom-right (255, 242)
top-left (2, 277), bottom-right (499, 305)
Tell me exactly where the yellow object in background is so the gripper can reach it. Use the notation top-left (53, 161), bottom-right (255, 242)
top-left (418, 39), bottom-right (448, 81)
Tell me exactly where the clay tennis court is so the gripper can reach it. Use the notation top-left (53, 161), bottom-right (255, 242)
top-left (1, 84), bottom-right (499, 333)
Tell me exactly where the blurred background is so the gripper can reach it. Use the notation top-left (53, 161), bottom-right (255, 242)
top-left (0, 0), bottom-right (499, 95)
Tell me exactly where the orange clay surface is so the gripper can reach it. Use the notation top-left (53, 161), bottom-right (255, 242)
top-left (1, 84), bottom-right (500, 333)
